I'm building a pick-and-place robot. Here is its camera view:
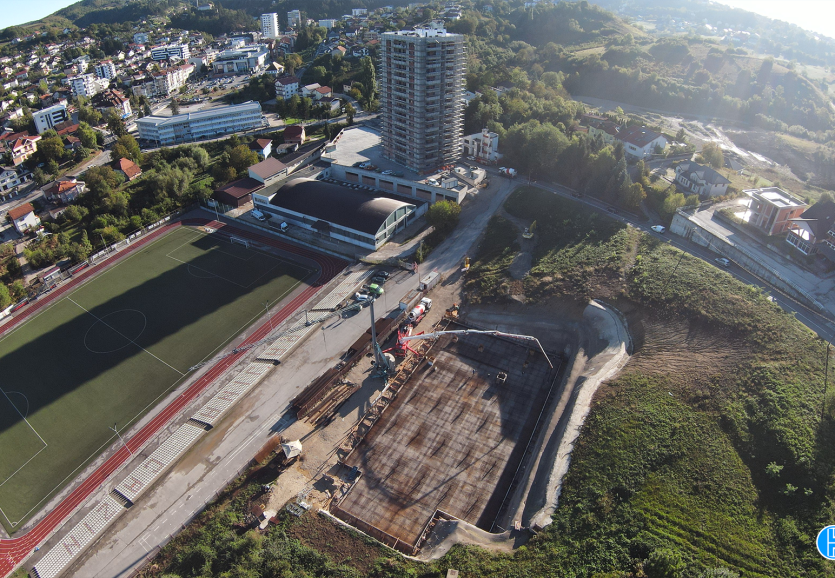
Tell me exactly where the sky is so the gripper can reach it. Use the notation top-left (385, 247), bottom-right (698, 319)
top-left (716, 0), bottom-right (835, 40)
top-left (2, 0), bottom-right (80, 28)
top-left (1, 0), bottom-right (834, 41)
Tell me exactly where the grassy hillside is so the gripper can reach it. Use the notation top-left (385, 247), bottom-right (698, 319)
top-left (461, 186), bottom-right (835, 576)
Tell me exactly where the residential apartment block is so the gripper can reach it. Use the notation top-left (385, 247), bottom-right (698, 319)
top-left (380, 28), bottom-right (465, 173)
top-left (261, 13), bottom-right (280, 39)
top-left (744, 187), bottom-right (807, 236)
top-left (287, 10), bottom-right (302, 28)
top-left (94, 61), bottom-right (117, 80)
top-left (68, 73), bottom-right (109, 98)
top-left (275, 75), bottom-right (300, 100)
top-left (136, 101), bottom-right (263, 146)
top-left (319, 19), bottom-right (338, 28)
top-left (33, 104), bottom-right (69, 134)
top-left (131, 63), bottom-right (194, 98)
top-left (0, 166), bottom-right (32, 200)
top-left (150, 44), bottom-right (191, 61)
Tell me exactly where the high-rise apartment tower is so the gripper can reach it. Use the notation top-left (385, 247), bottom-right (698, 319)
top-left (261, 13), bottom-right (279, 38)
top-left (380, 28), bottom-right (465, 173)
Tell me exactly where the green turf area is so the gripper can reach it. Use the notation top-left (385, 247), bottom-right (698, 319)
top-left (0, 227), bottom-right (312, 531)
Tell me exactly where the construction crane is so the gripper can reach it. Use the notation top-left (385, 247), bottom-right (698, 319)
top-left (398, 328), bottom-right (554, 368)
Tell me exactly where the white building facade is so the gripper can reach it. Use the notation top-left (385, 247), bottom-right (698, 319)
top-left (261, 13), bottom-right (280, 38)
top-left (287, 10), bottom-right (301, 28)
top-left (68, 73), bottom-right (109, 98)
top-left (137, 101), bottom-right (263, 146)
top-left (150, 44), bottom-right (191, 61)
top-left (94, 61), bottom-right (117, 80)
top-left (462, 128), bottom-right (501, 163)
top-left (33, 104), bottom-right (69, 134)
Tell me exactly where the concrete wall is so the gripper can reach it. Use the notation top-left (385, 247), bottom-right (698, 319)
top-left (671, 209), bottom-right (826, 311)
top-left (329, 163), bottom-right (466, 204)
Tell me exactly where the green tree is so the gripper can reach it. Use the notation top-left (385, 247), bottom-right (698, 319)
top-left (77, 106), bottom-right (102, 126)
top-left (228, 145), bottom-right (258, 173)
top-left (700, 142), bottom-right (724, 169)
top-left (426, 200), bottom-right (461, 235)
top-left (344, 102), bottom-right (355, 125)
top-left (190, 146), bottom-right (210, 169)
top-left (77, 122), bottom-right (98, 149)
top-left (38, 136), bottom-right (65, 163)
top-left (644, 548), bottom-right (685, 578)
top-left (357, 56), bottom-right (376, 102)
top-left (170, 100), bottom-right (180, 115)
top-left (111, 134), bottom-right (142, 163)
top-left (107, 114), bottom-right (128, 137)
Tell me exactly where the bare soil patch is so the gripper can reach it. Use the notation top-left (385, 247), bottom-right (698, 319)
top-left (618, 310), bottom-right (750, 401)
top-left (288, 511), bottom-right (384, 574)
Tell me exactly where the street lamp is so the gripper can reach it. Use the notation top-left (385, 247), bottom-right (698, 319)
top-left (109, 423), bottom-right (133, 456)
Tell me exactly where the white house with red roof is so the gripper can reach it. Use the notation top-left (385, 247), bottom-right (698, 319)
top-left (274, 75), bottom-right (300, 100)
top-left (617, 126), bottom-right (667, 159)
top-left (9, 202), bottom-right (39, 233)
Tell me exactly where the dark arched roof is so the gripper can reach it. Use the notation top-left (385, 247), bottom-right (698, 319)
top-left (269, 178), bottom-right (415, 235)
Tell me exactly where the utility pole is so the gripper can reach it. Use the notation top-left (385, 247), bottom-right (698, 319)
top-left (369, 299), bottom-right (381, 369)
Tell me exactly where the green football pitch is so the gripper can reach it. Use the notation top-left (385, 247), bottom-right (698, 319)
top-left (0, 226), bottom-right (312, 531)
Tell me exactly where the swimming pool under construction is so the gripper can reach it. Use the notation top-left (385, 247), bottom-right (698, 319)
top-left (332, 323), bottom-right (561, 554)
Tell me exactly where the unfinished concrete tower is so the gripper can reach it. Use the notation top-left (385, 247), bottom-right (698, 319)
top-left (380, 28), bottom-right (465, 173)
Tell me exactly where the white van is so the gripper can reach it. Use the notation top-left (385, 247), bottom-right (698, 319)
top-left (251, 210), bottom-right (266, 221)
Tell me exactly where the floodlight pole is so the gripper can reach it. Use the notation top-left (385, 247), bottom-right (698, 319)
top-left (110, 423), bottom-right (133, 456)
top-left (263, 301), bottom-right (273, 332)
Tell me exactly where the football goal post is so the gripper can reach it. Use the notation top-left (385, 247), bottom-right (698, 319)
top-left (230, 236), bottom-right (250, 249)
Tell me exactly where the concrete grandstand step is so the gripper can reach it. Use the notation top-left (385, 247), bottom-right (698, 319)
top-left (33, 494), bottom-right (126, 578)
top-left (190, 360), bottom-right (274, 427)
top-left (114, 422), bottom-right (205, 503)
top-left (309, 268), bottom-right (376, 311)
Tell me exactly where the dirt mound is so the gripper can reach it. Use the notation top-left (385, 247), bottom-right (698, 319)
top-left (624, 313), bottom-right (748, 395)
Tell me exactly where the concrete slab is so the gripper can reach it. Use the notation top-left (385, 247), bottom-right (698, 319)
top-left (335, 330), bottom-right (556, 551)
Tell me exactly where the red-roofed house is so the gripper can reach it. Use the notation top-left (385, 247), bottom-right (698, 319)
top-left (10, 134), bottom-right (40, 166)
top-left (214, 177), bottom-right (264, 208)
top-left (9, 202), bottom-right (39, 233)
top-left (275, 75), bottom-right (300, 100)
top-left (249, 138), bottom-right (273, 158)
top-left (248, 157), bottom-right (288, 186)
top-left (617, 126), bottom-right (667, 159)
top-left (114, 158), bottom-right (142, 181)
top-left (283, 125), bottom-right (305, 145)
top-left (43, 178), bottom-right (86, 204)
top-left (313, 86), bottom-right (333, 100)
top-left (64, 135), bottom-right (82, 150)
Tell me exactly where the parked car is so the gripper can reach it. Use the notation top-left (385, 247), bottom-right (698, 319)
top-left (381, 169), bottom-right (394, 175)
top-left (374, 270), bottom-right (391, 279)
top-left (371, 275), bottom-right (388, 285)
top-left (714, 257), bottom-right (731, 267)
top-left (354, 292), bottom-right (373, 301)
top-left (650, 225), bottom-right (666, 233)
top-left (467, 156), bottom-right (475, 161)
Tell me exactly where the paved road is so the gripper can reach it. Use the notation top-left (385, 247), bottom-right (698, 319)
top-left (66, 178), bottom-right (518, 577)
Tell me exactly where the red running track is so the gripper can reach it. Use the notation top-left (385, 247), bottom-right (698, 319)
top-left (0, 218), bottom-right (346, 576)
